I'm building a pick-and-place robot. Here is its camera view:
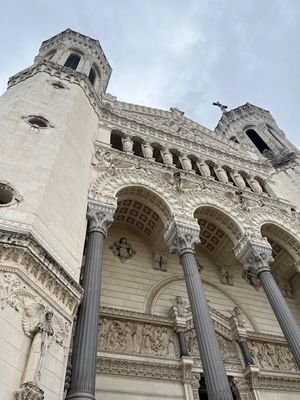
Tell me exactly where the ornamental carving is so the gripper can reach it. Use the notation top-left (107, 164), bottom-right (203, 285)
top-left (165, 221), bottom-right (200, 254)
top-left (184, 329), bottom-right (238, 360)
top-left (236, 237), bottom-right (273, 274)
top-left (0, 273), bottom-right (70, 348)
top-left (248, 340), bottom-right (298, 372)
top-left (98, 318), bottom-right (178, 359)
top-left (153, 253), bottom-right (168, 271)
top-left (218, 265), bottom-right (234, 286)
top-left (0, 231), bottom-right (82, 314)
top-left (87, 201), bottom-right (116, 235)
top-left (109, 237), bottom-right (136, 262)
top-left (242, 269), bottom-right (261, 290)
top-left (169, 296), bottom-right (188, 318)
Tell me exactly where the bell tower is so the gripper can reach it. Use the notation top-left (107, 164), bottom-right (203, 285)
top-left (0, 29), bottom-right (111, 400)
top-left (215, 103), bottom-right (300, 208)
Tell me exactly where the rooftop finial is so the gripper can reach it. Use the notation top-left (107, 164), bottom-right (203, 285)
top-left (212, 101), bottom-right (228, 113)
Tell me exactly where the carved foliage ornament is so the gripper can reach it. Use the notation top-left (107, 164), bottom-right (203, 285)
top-left (87, 201), bottom-right (116, 236)
top-left (236, 237), bottom-right (273, 274)
top-left (165, 221), bottom-right (200, 254)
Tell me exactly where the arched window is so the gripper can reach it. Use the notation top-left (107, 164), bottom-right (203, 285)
top-left (246, 129), bottom-right (270, 154)
top-left (88, 67), bottom-right (96, 85)
top-left (110, 131), bottom-right (122, 151)
top-left (64, 54), bottom-right (81, 70)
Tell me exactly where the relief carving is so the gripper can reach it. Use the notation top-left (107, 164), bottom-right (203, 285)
top-left (109, 237), bottom-right (136, 262)
top-left (218, 265), bottom-right (233, 286)
top-left (169, 296), bottom-right (188, 318)
top-left (248, 341), bottom-right (298, 372)
top-left (242, 269), bottom-right (261, 290)
top-left (98, 318), bottom-right (178, 359)
top-left (153, 253), bottom-right (168, 271)
top-left (185, 329), bottom-right (237, 360)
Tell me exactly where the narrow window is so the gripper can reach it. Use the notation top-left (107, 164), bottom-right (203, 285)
top-left (88, 67), bottom-right (96, 85)
top-left (64, 54), bottom-right (81, 70)
top-left (110, 132), bottom-right (122, 151)
top-left (246, 129), bottom-right (270, 154)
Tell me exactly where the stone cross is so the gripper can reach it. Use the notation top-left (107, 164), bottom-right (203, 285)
top-left (213, 101), bottom-right (228, 113)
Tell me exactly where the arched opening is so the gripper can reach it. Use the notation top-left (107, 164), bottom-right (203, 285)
top-left (261, 224), bottom-right (300, 301)
top-left (64, 53), bottom-right (81, 70)
top-left (88, 67), bottom-right (96, 85)
top-left (194, 206), bottom-right (243, 259)
top-left (132, 138), bottom-right (143, 157)
top-left (246, 129), bottom-right (270, 154)
top-left (110, 130), bottom-right (123, 151)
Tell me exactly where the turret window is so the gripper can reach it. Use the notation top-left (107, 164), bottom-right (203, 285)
top-left (88, 67), bottom-right (96, 85)
top-left (246, 129), bottom-right (270, 154)
top-left (64, 54), bottom-right (81, 70)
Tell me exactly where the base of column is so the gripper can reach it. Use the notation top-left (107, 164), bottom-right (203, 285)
top-left (66, 390), bottom-right (95, 400)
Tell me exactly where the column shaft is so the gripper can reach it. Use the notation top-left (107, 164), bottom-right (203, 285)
top-left (176, 331), bottom-right (189, 357)
top-left (180, 250), bottom-right (233, 400)
top-left (239, 341), bottom-right (254, 366)
top-left (66, 230), bottom-right (104, 400)
top-left (258, 269), bottom-right (300, 368)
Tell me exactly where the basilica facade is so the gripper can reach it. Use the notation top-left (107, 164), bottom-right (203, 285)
top-left (0, 29), bottom-right (300, 400)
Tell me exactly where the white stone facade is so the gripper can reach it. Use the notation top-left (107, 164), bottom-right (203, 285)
top-left (0, 29), bottom-right (300, 400)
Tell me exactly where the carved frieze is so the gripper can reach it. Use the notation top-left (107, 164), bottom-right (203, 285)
top-left (248, 340), bottom-right (298, 372)
top-left (96, 357), bottom-right (182, 381)
top-left (98, 318), bottom-right (178, 359)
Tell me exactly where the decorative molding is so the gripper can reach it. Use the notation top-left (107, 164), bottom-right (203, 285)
top-left (0, 230), bottom-right (82, 314)
top-left (0, 272), bottom-right (70, 347)
top-left (87, 201), bottom-right (116, 236)
top-left (164, 221), bottom-right (200, 254)
top-left (235, 236), bottom-right (273, 274)
top-left (97, 356), bottom-right (182, 381)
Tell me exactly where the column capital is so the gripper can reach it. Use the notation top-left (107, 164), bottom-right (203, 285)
top-left (164, 221), bottom-right (200, 255)
top-left (87, 201), bottom-right (116, 236)
top-left (235, 235), bottom-right (273, 275)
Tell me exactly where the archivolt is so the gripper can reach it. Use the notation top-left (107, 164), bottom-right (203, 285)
top-left (144, 274), bottom-right (259, 332)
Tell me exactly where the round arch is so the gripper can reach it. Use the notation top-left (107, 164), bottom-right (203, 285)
top-left (193, 204), bottom-right (245, 248)
top-left (143, 274), bottom-right (259, 332)
top-left (261, 222), bottom-right (300, 267)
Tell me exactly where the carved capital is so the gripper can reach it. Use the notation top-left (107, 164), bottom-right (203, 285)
top-left (87, 201), bottom-right (116, 236)
top-left (235, 236), bottom-right (273, 275)
top-left (164, 221), bottom-right (200, 255)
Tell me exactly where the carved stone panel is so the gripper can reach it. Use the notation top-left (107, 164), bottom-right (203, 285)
top-left (98, 318), bottom-right (179, 359)
top-left (248, 340), bottom-right (298, 372)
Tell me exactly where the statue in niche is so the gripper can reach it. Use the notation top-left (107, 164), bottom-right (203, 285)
top-left (278, 278), bottom-right (293, 298)
top-left (170, 296), bottom-right (188, 318)
top-left (109, 237), bottom-right (136, 263)
top-left (21, 303), bottom-right (54, 386)
top-left (242, 269), bottom-right (261, 290)
top-left (218, 266), bottom-right (233, 286)
top-left (229, 306), bottom-right (246, 328)
top-left (153, 253), bottom-right (168, 271)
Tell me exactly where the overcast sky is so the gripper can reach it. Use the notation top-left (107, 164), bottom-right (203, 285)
top-left (1, 0), bottom-right (299, 147)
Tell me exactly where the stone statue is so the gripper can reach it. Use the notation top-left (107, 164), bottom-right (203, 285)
top-left (248, 176), bottom-right (263, 193)
top-left (21, 303), bottom-right (54, 385)
top-left (232, 170), bottom-right (246, 189)
top-left (218, 266), bottom-right (233, 286)
top-left (153, 253), bottom-right (168, 271)
top-left (179, 154), bottom-right (192, 171)
top-left (242, 269), bottom-right (261, 290)
top-left (109, 237), bottom-right (136, 262)
top-left (141, 142), bottom-right (154, 159)
top-left (196, 160), bottom-right (211, 177)
top-left (170, 296), bottom-right (188, 318)
top-left (121, 136), bottom-right (134, 153)
top-left (229, 306), bottom-right (246, 328)
top-left (215, 165), bottom-right (229, 184)
top-left (161, 148), bottom-right (173, 165)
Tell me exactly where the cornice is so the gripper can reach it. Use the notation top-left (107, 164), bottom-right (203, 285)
top-left (100, 306), bottom-right (172, 326)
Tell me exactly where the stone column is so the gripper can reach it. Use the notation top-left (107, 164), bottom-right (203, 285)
top-left (237, 238), bottom-right (300, 369)
top-left (165, 222), bottom-right (233, 400)
top-left (66, 202), bottom-right (115, 400)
